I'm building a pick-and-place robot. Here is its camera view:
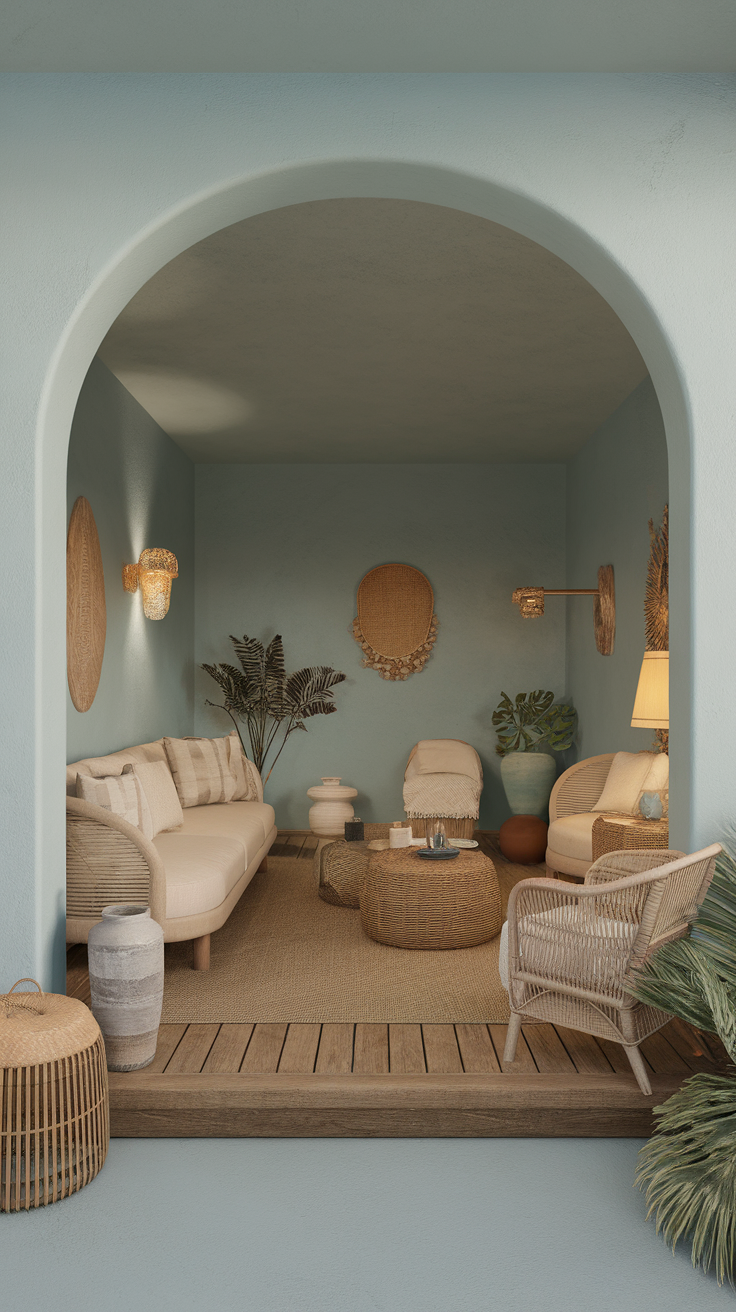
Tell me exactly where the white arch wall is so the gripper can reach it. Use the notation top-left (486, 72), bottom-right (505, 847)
top-left (2, 75), bottom-right (734, 990)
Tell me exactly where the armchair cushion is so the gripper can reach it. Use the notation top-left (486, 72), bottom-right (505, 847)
top-left (515, 906), bottom-right (638, 995)
top-left (593, 751), bottom-right (669, 816)
top-left (547, 812), bottom-right (600, 862)
top-left (498, 909), bottom-right (637, 994)
top-left (593, 751), bottom-right (657, 814)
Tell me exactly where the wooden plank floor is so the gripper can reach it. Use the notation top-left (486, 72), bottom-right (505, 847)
top-left (67, 831), bottom-right (726, 1138)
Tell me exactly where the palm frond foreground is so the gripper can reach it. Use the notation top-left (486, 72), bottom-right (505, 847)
top-left (631, 841), bottom-right (736, 1284)
top-left (202, 633), bottom-right (345, 784)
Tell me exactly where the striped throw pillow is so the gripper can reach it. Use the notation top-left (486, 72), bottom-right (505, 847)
top-left (76, 764), bottom-right (154, 840)
top-left (133, 760), bottom-right (184, 835)
top-left (163, 736), bottom-right (237, 808)
top-left (226, 731), bottom-right (261, 802)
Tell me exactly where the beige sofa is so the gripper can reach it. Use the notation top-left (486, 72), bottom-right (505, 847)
top-left (66, 738), bottom-right (277, 969)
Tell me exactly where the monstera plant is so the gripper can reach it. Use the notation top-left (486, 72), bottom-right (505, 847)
top-left (492, 690), bottom-right (576, 819)
top-left (202, 633), bottom-right (346, 785)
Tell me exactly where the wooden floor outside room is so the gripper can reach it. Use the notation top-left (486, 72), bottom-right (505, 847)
top-left (66, 832), bottom-right (725, 1139)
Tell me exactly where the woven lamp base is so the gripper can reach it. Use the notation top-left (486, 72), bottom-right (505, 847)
top-left (1, 981), bottom-right (109, 1211)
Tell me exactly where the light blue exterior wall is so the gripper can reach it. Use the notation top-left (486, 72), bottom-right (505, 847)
top-left (194, 463), bottom-right (566, 829)
top-left (2, 74), bottom-right (733, 989)
top-left (566, 378), bottom-right (669, 759)
top-left (66, 359), bottom-right (195, 762)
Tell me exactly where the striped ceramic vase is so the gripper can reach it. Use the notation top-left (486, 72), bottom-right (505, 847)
top-left (88, 905), bottom-right (164, 1071)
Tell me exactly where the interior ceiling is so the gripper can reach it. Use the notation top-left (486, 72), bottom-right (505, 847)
top-left (3, 1), bottom-right (735, 70)
top-left (99, 198), bottom-right (649, 464)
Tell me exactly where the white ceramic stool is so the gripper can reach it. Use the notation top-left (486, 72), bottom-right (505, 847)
top-left (307, 777), bottom-right (358, 836)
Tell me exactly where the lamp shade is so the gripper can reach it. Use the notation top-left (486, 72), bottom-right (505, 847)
top-left (631, 651), bottom-right (669, 728)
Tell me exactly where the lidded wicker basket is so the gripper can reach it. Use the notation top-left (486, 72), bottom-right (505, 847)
top-left (0, 980), bottom-right (109, 1212)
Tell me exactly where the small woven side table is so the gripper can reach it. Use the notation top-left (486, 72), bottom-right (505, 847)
top-left (0, 980), bottom-right (109, 1211)
top-left (361, 848), bottom-right (502, 950)
top-left (591, 813), bottom-right (669, 862)
top-left (316, 839), bottom-right (371, 908)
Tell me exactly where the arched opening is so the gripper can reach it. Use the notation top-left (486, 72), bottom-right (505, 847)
top-left (43, 161), bottom-right (689, 1000)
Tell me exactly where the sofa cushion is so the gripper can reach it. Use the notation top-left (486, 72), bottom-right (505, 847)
top-left (76, 765), bottom-right (154, 840)
top-left (134, 760), bottom-right (184, 836)
top-left (547, 812), bottom-right (600, 862)
top-left (153, 834), bottom-right (246, 919)
top-left (164, 736), bottom-right (236, 807)
top-left (177, 801), bottom-right (275, 858)
top-left (67, 739), bottom-right (167, 796)
top-left (594, 751), bottom-right (658, 815)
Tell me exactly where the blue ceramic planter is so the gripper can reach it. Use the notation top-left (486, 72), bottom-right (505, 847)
top-left (500, 751), bottom-right (557, 818)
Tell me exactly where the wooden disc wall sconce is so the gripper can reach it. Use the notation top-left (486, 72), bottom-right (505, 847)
top-left (512, 564), bottom-right (615, 655)
top-left (352, 563), bottom-right (438, 680)
top-left (67, 496), bottom-right (107, 711)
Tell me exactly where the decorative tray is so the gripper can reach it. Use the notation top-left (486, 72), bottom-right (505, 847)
top-left (417, 846), bottom-right (460, 860)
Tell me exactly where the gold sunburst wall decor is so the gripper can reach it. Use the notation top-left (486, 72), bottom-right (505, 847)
top-left (645, 504), bottom-right (668, 652)
top-left (352, 563), bottom-right (438, 680)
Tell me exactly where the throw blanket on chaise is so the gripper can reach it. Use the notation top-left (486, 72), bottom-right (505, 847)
top-left (403, 739), bottom-right (483, 820)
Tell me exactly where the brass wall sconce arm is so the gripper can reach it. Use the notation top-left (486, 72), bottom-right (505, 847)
top-left (512, 565), bottom-right (615, 655)
top-left (123, 548), bottom-right (179, 620)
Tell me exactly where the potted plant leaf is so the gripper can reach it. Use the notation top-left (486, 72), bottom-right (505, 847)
top-left (630, 842), bottom-right (736, 1286)
top-left (492, 689), bottom-right (576, 817)
top-left (202, 633), bottom-right (346, 787)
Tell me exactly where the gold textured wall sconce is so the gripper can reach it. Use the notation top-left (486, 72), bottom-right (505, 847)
top-left (512, 565), bottom-right (615, 655)
top-left (123, 549), bottom-right (178, 620)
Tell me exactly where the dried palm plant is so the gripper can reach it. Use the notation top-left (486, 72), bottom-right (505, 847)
top-left (630, 838), bottom-right (736, 1285)
top-left (645, 504), bottom-right (669, 652)
top-left (202, 633), bottom-right (346, 784)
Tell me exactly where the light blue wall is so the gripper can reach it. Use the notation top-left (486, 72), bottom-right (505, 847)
top-left (194, 463), bottom-right (566, 829)
top-left (566, 378), bottom-right (668, 760)
top-left (66, 358), bottom-right (195, 762)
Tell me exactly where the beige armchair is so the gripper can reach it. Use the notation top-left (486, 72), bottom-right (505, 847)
top-left (503, 844), bottom-right (720, 1094)
top-left (546, 753), bottom-right (615, 877)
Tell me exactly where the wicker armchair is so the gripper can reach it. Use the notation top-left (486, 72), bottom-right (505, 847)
top-left (503, 844), bottom-right (720, 1093)
top-left (546, 753), bottom-right (615, 878)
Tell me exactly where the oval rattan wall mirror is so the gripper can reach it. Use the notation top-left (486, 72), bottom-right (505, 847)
top-left (352, 563), bottom-right (438, 681)
top-left (67, 496), bottom-right (107, 712)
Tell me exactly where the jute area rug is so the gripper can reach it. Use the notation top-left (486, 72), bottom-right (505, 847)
top-left (161, 836), bottom-right (540, 1025)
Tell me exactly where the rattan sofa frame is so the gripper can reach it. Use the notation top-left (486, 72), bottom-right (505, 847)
top-left (66, 796), bottom-right (276, 970)
top-left (503, 843), bottom-right (720, 1094)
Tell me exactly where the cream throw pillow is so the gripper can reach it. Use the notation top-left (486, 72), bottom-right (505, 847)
top-left (636, 752), bottom-right (670, 817)
top-left (163, 735), bottom-right (237, 808)
top-left (133, 760), bottom-right (184, 835)
top-left (594, 751), bottom-right (658, 815)
top-left (226, 730), bottom-right (261, 801)
top-left (77, 764), bottom-right (154, 840)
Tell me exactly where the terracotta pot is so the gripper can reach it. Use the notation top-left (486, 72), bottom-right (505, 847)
top-left (499, 814), bottom-right (549, 864)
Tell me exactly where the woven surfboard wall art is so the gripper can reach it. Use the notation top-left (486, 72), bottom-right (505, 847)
top-left (67, 496), bottom-right (107, 712)
top-left (352, 563), bottom-right (438, 680)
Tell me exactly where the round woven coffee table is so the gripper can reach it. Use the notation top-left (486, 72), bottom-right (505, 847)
top-left (361, 848), bottom-right (501, 949)
top-left (591, 813), bottom-right (669, 861)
